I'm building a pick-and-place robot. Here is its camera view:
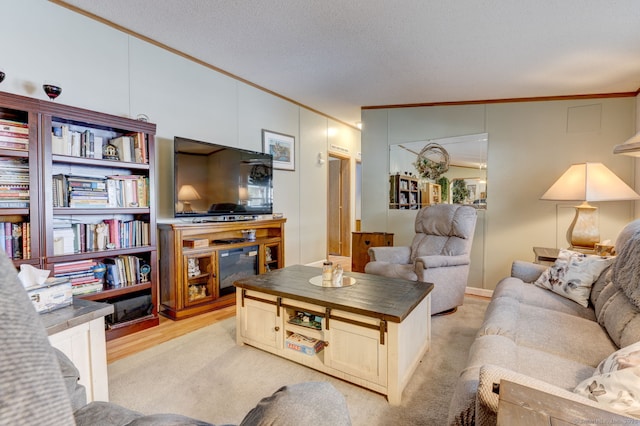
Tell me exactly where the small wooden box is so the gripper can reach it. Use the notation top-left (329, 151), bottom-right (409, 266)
top-left (183, 238), bottom-right (209, 248)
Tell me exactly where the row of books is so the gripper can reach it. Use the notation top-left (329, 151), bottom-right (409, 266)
top-left (52, 219), bottom-right (150, 255)
top-left (52, 174), bottom-right (149, 208)
top-left (104, 255), bottom-right (150, 287)
top-left (0, 221), bottom-right (30, 260)
top-left (0, 119), bottom-right (29, 152)
top-left (0, 157), bottom-right (30, 208)
top-left (51, 125), bottom-right (148, 164)
top-left (53, 259), bottom-right (104, 296)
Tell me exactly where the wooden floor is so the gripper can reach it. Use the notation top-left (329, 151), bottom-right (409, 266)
top-left (106, 305), bottom-right (236, 363)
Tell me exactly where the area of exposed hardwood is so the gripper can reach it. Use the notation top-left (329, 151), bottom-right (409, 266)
top-left (106, 305), bottom-right (236, 363)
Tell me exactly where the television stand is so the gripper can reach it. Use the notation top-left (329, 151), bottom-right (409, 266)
top-left (158, 218), bottom-right (286, 320)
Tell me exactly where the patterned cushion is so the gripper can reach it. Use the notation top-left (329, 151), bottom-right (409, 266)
top-left (574, 341), bottom-right (640, 418)
top-left (533, 249), bottom-right (614, 307)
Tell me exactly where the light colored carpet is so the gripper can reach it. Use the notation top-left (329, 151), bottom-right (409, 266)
top-left (108, 297), bottom-right (488, 425)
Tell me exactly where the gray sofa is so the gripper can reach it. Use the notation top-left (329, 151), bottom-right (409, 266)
top-left (448, 219), bottom-right (640, 425)
top-left (0, 252), bottom-right (351, 426)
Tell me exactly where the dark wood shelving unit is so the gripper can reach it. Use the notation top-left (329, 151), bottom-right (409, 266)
top-left (0, 91), bottom-right (159, 340)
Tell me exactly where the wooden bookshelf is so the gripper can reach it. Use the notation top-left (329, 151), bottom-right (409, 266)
top-left (0, 91), bottom-right (159, 340)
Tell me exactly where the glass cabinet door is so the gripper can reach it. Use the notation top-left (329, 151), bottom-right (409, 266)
top-left (183, 251), bottom-right (216, 307)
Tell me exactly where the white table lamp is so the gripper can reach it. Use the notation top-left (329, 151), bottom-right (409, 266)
top-left (541, 162), bottom-right (640, 249)
top-left (178, 184), bottom-right (201, 213)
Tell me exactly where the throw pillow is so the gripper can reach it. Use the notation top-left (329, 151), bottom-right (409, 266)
top-left (574, 341), bottom-right (640, 418)
top-left (533, 249), bottom-right (614, 307)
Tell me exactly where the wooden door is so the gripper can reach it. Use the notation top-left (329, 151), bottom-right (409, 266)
top-left (328, 155), bottom-right (351, 256)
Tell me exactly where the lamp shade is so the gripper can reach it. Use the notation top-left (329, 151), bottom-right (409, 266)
top-left (613, 131), bottom-right (640, 157)
top-left (177, 184), bottom-right (201, 201)
top-left (540, 162), bottom-right (640, 202)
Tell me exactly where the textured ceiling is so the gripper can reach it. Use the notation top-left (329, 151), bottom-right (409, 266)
top-left (58, 0), bottom-right (640, 125)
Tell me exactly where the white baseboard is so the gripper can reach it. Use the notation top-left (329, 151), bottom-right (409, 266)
top-left (465, 286), bottom-right (493, 298)
top-left (305, 260), bottom-right (325, 267)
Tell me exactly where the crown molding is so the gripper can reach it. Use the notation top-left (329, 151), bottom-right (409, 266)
top-left (362, 91), bottom-right (639, 111)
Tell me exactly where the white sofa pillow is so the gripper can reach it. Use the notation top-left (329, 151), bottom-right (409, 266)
top-left (533, 249), bottom-right (614, 307)
top-left (574, 341), bottom-right (640, 418)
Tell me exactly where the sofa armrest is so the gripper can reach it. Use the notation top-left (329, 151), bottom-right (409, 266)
top-left (415, 254), bottom-right (470, 269)
top-left (367, 246), bottom-right (411, 264)
top-left (476, 365), bottom-right (629, 426)
top-left (240, 382), bottom-right (351, 425)
top-left (510, 260), bottom-right (547, 283)
top-left (54, 348), bottom-right (87, 412)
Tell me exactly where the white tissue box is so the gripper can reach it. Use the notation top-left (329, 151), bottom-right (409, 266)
top-left (27, 278), bottom-right (72, 313)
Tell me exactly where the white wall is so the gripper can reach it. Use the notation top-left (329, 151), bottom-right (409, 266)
top-left (362, 97), bottom-right (637, 290)
top-left (1, 0), bottom-right (361, 266)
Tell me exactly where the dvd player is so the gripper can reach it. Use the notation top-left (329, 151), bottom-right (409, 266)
top-left (213, 238), bottom-right (246, 244)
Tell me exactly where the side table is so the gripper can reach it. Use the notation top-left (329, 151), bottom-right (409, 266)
top-left (351, 231), bottom-right (394, 272)
top-left (41, 299), bottom-right (114, 402)
top-left (532, 247), bottom-right (560, 266)
top-left (497, 380), bottom-right (632, 425)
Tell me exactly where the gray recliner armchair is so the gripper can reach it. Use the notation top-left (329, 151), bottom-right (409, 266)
top-left (364, 204), bottom-right (477, 315)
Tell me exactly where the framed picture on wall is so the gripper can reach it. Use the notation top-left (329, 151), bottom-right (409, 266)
top-left (262, 129), bottom-right (295, 171)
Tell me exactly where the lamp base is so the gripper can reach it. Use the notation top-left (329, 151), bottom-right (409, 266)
top-left (567, 201), bottom-right (599, 249)
top-left (182, 201), bottom-right (193, 213)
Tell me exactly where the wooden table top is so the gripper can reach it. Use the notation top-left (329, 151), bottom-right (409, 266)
top-left (233, 264), bottom-right (433, 323)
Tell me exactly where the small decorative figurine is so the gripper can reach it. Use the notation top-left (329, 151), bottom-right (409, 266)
top-left (187, 258), bottom-right (200, 277)
top-left (95, 222), bottom-right (108, 250)
top-left (103, 143), bottom-right (119, 160)
top-left (139, 263), bottom-right (151, 283)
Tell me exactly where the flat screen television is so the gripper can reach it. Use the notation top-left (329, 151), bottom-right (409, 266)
top-left (174, 137), bottom-right (273, 218)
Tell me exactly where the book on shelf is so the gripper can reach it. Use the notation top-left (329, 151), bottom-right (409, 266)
top-left (129, 132), bottom-right (148, 164)
top-left (51, 126), bottom-right (104, 160)
top-left (53, 225), bottom-right (76, 255)
top-left (57, 219), bottom-right (149, 254)
top-left (0, 119), bottom-right (29, 134)
top-left (0, 134), bottom-right (28, 143)
top-left (93, 136), bottom-right (103, 159)
top-left (53, 259), bottom-right (97, 274)
top-left (110, 136), bottom-right (133, 162)
top-left (0, 221), bottom-right (28, 259)
top-left (71, 280), bottom-right (104, 296)
top-left (0, 130), bottom-right (28, 139)
top-left (0, 201), bottom-right (28, 208)
top-left (104, 255), bottom-right (146, 287)
top-left (106, 175), bottom-right (149, 208)
top-left (53, 174), bottom-right (149, 209)
top-left (53, 259), bottom-right (103, 296)
top-left (0, 140), bottom-right (28, 151)
top-left (71, 131), bottom-right (81, 157)
top-left (0, 156), bottom-right (29, 167)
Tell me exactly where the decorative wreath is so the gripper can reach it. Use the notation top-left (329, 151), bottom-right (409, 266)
top-left (413, 143), bottom-right (450, 180)
top-left (250, 164), bottom-right (271, 183)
